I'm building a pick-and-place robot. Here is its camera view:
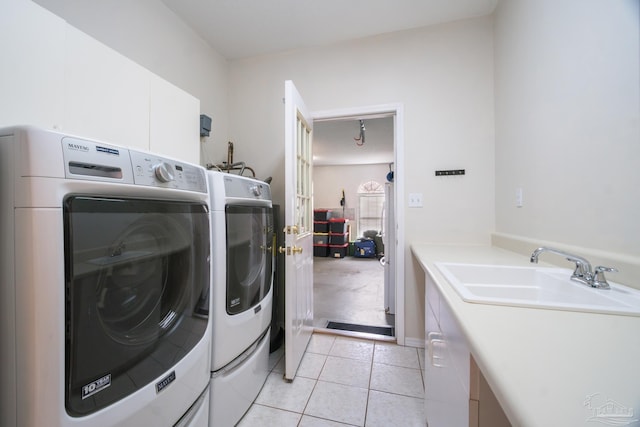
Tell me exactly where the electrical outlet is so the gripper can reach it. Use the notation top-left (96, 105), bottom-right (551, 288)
top-left (408, 193), bottom-right (423, 208)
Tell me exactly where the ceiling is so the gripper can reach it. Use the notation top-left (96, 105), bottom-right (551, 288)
top-left (313, 117), bottom-right (394, 166)
top-left (161, 0), bottom-right (498, 60)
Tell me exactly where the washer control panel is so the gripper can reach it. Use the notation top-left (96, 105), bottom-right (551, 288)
top-left (62, 137), bottom-right (135, 184)
top-left (61, 136), bottom-right (207, 193)
top-left (129, 150), bottom-right (207, 193)
top-left (223, 174), bottom-right (272, 201)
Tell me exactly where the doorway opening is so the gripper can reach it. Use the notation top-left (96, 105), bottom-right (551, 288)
top-left (310, 104), bottom-right (404, 342)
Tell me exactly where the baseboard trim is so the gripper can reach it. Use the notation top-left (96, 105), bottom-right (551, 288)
top-left (403, 337), bottom-right (424, 349)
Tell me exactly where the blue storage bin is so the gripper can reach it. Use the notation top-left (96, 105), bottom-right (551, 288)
top-left (354, 239), bottom-right (376, 258)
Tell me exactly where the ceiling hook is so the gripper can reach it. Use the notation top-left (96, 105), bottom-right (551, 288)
top-left (354, 120), bottom-right (365, 146)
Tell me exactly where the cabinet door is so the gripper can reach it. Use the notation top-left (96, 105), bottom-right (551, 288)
top-left (425, 274), bottom-right (469, 427)
top-left (0, 0), bottom-right (65, 130)
top-left (439, 289), bottom-right (471, 399)
top-left (426, 300), bottom-right (449, 424)
top-left (63, 25), bottom-right (150, 150)
top-left (149, 74), bottom-right (200, 164)
top-left (425, 267), bottom-right (440, 321)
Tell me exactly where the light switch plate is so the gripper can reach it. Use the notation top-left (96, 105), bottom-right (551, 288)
top-left (516, 188), bottom-right (523, 208)
top-left (409, 193), bottom-right (423, 208)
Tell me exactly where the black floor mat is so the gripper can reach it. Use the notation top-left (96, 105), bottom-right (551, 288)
top-left (326, 321), bottom-right (394, 337)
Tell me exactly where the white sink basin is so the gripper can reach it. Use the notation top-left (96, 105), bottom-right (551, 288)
top-left (435, 263), bottom-right (640, 316)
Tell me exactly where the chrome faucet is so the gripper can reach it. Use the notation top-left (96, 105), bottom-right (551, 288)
top-left (530, 247), bottom-right (617, 289)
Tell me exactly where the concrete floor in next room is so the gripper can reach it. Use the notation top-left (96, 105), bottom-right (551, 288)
top-left (312, 256), bottom-right (394, 332)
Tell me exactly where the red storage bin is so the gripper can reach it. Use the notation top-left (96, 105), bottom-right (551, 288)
top-left (329, 218), bottom-right (348, 233)
top-left (314, 244), bottom-right (329, 257)
top-left (313, 221), bottom-right (329, 233)
top-left (329, 243), bottom-right (348, 258)
top-left (329, 232), bottom-right (348, 245)
top-left (313, 233), bottom-right (329, 245)
top-left (313, 209), bottom-right (332, 221)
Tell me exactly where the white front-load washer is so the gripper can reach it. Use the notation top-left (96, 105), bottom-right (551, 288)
top-left (0, 126), bottom-right (211, 427)
top-left (207, 171), bottom-right (274, 427)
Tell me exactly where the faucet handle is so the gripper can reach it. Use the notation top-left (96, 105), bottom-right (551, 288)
top-left (592, 266), bottom-right (618, 289)
top-left (570, 259), bottom-right (591, 279)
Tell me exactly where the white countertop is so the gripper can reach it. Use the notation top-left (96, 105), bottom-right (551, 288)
top-left (412, 244), bottom-right (640, 427)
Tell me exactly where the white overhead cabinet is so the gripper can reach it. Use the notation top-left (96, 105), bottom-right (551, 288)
top-left (63, 25), bottom-right (150, 151)
top-left (0, 0), bottom-right (65, 130)
top-left (149, 74), bottom-right (200, 164)
top-left (1, 0), bottom-right (200, 164)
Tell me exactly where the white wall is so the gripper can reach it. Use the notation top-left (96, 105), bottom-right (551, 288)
top-left (493, 0), bottom-right (640, 285)
top-left (9, 0), bottom-right (634, 343)
top-left (31, 0), bottom-right (230, 165)
top-left (228, 16), bottom-right (496, 341)
top-left (314, 164), bottom-right (390, 237)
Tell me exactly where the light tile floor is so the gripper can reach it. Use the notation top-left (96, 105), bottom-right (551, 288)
top-left (237, 333), bottom-right (426, 427)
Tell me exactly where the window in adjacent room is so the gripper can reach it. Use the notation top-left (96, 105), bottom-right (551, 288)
top-left (357, 180), bottom-right (384, 237)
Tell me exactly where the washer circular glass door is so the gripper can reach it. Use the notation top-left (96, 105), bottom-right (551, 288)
top-left (64, 196), bottom-right (209, 416)
top-left (96, 215), bottom-right (190, 346)
top-left (225, 205), bottom-right (273, 315)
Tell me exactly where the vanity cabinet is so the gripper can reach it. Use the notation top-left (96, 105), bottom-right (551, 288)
top-left (425, 270), bottom-right (471, 427)
top-left (425, 271), bottom-right (510, 427)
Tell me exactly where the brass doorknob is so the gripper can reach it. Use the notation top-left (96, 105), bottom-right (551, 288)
top-left (278, 246), bottom-right (288, 254)
top-left (292, 246), bottom-right (303, 254)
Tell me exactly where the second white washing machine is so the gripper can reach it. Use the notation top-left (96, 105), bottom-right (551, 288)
top-left (207, 171), bottom-right (274, 427)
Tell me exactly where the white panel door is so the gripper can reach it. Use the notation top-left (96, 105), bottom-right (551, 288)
top-left (283, 80), bottom-right (314, 380)
top-left (383, 182), bottom-right (396, 314)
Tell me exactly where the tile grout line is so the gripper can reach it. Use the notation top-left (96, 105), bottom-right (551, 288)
top-left (245, 333), bottom-right (425, 426)
top-left (296, 335), bottom-right (334, 426)
top-left (363, 340), bottom-right (378, 427)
